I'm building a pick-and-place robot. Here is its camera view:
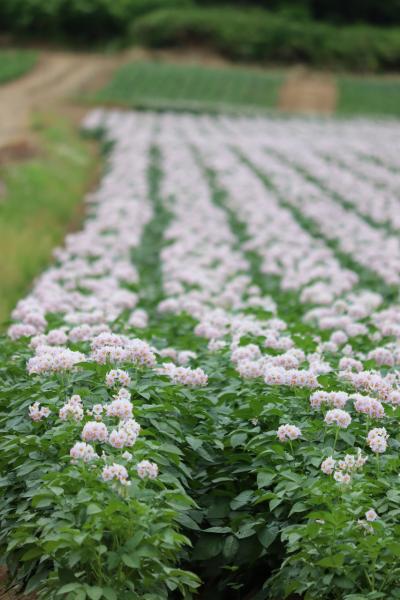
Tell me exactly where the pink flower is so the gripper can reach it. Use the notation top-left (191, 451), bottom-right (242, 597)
top-left (324, 409), bottom-right (351, 429)
top-left (70, 442), bottom-right (98, 463)
top-left (105, 369), bottom-right (131, 388)
top-left (277, 424), bottom-right (301, 442)
top-left (136, 460), bottom-right (158, 479)
top-left (365, 509), bottom-right (378, 522)
top-left (29, 402), bottom-right (51, 421)
top-left (367, 428), bottom-right (388, 453)
top-left (321, 456), bottom-right (335, 475)
top-left (81, 421), bottom-right (108, 443)
top-left (102, 463), bottom-right (130, 486)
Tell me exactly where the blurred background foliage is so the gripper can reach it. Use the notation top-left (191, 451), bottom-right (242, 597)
top-left (0, 0), bottom-right (400, 70)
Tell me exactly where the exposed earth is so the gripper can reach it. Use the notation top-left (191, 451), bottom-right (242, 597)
top-left (0, 48), bottom-right (338, 156)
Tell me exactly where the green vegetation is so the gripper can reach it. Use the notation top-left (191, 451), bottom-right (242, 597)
top-left (95, 61), bottom-right (283, 112)
top-left (338, 77), bottom-right (400, 117)
top-left (0, 0), bottom-right (399, 72)
top-left (0, 50), bottom-right (37, 84)
top-left (0, 0), bottom-right (192, 40)
top-left (94, 60), bottom-right (400, 119)
top-left (133, 7), bottom-right (400, 72)
top-left (0, 118), bottom-right (99, 324)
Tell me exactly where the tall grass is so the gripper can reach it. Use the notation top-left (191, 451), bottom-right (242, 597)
top-left (0, 50), bottom-right (37, 84)
top-left (0, 117), bottom-right (100, 324)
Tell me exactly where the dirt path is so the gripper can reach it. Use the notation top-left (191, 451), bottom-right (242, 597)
top-left (0, 49), bottom-right (127, 148)
top-left (0, 46), bottom-right (233, 152)
top-left (279, 68), bottom-right (337, 115)
top-left (0, 50), bottom-right (339, 153)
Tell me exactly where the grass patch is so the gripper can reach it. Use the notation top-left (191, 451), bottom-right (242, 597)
top-left (0, 117), bottom-right (100, 325)
top-left (0, 49), bottom-right (37, 84)
top-left (94, 61), bottom-right (283, 113)
top-left (337, 76), bottom-right (400, 117)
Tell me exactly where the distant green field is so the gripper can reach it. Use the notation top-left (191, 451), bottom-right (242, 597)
top-left (338, 77), bottom-right (400, 117)
top-left (95, 61), bottom-right (284, 113)
top-left (0, 50), bottom-right (37, 84)
top-left (94, 60), bottom-right (400, 119)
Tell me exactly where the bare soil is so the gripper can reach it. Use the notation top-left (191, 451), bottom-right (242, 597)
top-left (0, 566), bottom-right (36, 600)
top-left (278, 68), bottom-right (337, 114)
top-left (0, 49), bottom-right (133, 148)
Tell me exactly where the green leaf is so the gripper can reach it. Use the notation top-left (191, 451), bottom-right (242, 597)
top-left (230, 490), bottom-right (254, 510)
top-left (86, 503), bottom-right (102, 515)
top-left (289, 502), bottom-right (308, 516)
top-left (223, 535), bottom-right (239, 559)
top-left (187, 436), bottom-right (202, 450)
top-left (193, 536), bottom-right (222, 560)
top-left (318, 554), bottom-right (345, 568)
top-left (204, 526), bottom-right (232, 534)
top-left (339, 431), bottom-right (355, 445)
top-left (57, 583), bottom-right (83, 595)
top-left (269, 497), bottom-right (283, 511)
top-left (86, 586), bottom-right (103, 600)
top-left (122, 553), bottom-right (140, 569)
top-left (257, 525), bottom-right (279, 549)
top-left (257, 472), bottom-right (275, 488)
top-left (24, 568), bottom-right (49, 594)
top-left (102, 589), bottom-right (117, 600)
top-left (21, 546), bottom-right (43, 561)
top-left (230, 433), bottom-right (247, 447)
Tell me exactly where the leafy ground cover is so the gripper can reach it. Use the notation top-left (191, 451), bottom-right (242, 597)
top-left (94, 61), bottom-right (283, 113)
top-left (337, 77), bottom-right (400, 117)
top-left (0, 117), bottom-right (100, 324)
top-left (2, 109), bottom-right (400, 600)
top-left (94, 60), bottom-right (400, 118)
top-left (0, 50), bottom-right (37, 84)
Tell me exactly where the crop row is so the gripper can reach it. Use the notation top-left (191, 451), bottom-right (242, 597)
top-left (1, 110), bottom-right (400, 600)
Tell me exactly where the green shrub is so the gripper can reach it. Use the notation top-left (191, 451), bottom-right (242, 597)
top-left (0, 0), bottom-right (193, 39)
top-left (196, 0), bottom-right (400, 26)
top-left (132, 7), bottom-right (400, 71)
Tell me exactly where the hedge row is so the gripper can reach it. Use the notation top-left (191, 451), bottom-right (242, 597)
top-left (197, 0), bottom-right (400, 26)
top-left (0, 0), bottom-right (192, 39)
top-left (132, 7), bottom-right (400, 72)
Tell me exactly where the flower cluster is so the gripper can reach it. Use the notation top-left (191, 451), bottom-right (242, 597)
top-left (70, 442), bottom-right (98, 463)
top-left (102, 463), bottom-right (130, 486)
top-left (59, 394), bottom-right (84, 422)
top-left (81, 421), bottom-right (109, 443)
top-left (277, 424), bottom-right (302, 442)
top-left (29, 402), bottom-right (51, 421)
top-left (105, 369), bottom-right (131, 388)
top-left (310, 390), bottom-right (349, 410)
top-left (367, 427), bottom-right (389, 453)
top-left (352, 393), bottom-right (385, 419)
top-left (136, 460), bottom-right (159, 479)
top-left (265, 368), bottom-right (319, 388)
top-left (157, 363), bottom-right (208, 387)
top-left (321, 448), bottom-right (367, 485)
top-left (106, 398), bottom-right (133, 420)
top-left (324, 409), bottom-right (352, 429)
top-left (27, 347), bottom-right (86, 374)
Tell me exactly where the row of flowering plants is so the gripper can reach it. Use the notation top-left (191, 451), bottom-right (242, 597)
top-left (2, 108), bottom-right (400, 600)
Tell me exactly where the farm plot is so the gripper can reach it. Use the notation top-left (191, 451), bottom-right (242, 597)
top-left (2, 110), bottom-right (400, 600)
